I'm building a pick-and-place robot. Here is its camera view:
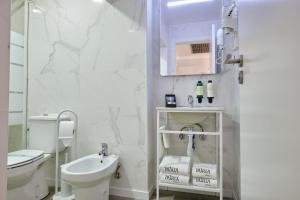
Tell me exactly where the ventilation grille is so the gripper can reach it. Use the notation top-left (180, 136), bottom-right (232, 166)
top-left (191, 43), bottom-right (210, 54)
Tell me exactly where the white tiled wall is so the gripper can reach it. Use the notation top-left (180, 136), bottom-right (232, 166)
top-left (27, 0), bottom-right (150, 198)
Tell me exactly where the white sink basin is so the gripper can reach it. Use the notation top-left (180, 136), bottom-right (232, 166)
top-left (61, 154), bottom-right (119, 187)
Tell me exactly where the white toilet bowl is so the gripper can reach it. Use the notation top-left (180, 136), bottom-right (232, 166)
top-left (7, 149), bottom-right (51, 200)
top-left (61, 154), bottom-right (119, 200)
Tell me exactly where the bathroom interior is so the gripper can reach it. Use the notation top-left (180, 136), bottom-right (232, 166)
top-left (7, 0), bottom-right (240, 199)
top-left (4, 0), bottom-right (294, 199)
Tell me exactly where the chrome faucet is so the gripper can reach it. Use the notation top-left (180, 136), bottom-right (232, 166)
top-left (188, 95), bottom-right (194, 107)
top-left (99, 143), bottom-right (108, 163)
top-left (99, 143), bottom-right (108, 156)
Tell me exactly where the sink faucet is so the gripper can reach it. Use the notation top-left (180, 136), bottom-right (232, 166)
top-left (99, 143), bottom-right (108, 163)
top-left (188, 95), bottom-right (194, 107)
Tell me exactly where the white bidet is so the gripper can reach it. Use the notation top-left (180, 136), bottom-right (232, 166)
top-left (61, 154), bottom-right (119, 200)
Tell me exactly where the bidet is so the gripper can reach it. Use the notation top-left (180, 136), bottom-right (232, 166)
top-left (61, 154), bottom-right (119, 200)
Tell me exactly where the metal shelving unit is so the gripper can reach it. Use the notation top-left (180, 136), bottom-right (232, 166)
top-left (156, 107), bottom-right (224, 200)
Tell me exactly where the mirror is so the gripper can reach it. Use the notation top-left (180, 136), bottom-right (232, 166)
top-left (160, 0), bottom-right (222, 76)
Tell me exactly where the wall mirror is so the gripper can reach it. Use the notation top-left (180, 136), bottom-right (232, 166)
top-left (160, 0), bottom-right (222, 76)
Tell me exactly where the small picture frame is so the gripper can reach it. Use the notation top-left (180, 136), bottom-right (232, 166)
top-left (165, 94), bottom-right (176, 108)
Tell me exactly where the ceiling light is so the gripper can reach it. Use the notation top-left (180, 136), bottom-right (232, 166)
top-left (32, 5), bottom-right (45, 14)
top-left (167, 0), bottom-right (214, 7)
top-left (93, 0), bottom-right (104, 3)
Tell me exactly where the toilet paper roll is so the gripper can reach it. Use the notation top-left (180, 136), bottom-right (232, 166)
top-left (59, 121), bottom-right (75, 147)
top-left (162, 133), bottom-right (171, 149)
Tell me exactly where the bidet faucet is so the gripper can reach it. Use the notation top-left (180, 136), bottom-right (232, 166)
top-left (99, 143), bottom-right (108, 157)
top-left (99, 143), bottom-right (108, 163)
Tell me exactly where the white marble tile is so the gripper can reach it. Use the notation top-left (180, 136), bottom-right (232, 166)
top-left (27, 0), bottom-right (240, 198)
top-left (27, 0), bottom-right (149, 195)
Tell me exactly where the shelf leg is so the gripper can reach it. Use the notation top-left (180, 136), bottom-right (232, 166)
top-left (156, 111), bottom-right (160, 200)
top-left (220, 112), bottom-right (223, 200)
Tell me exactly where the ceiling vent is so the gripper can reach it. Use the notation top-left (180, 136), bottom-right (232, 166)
top-left (191, 43), bottom-right (210, 54)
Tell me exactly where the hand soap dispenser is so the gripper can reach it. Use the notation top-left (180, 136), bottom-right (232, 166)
top-left (207, 80), bottom-right (214, 103)
top-left (196, 81), bottom-right (204, 103)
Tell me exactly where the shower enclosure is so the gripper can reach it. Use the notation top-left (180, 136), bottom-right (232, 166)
top-left (8, 0), bottom-right (28, 153)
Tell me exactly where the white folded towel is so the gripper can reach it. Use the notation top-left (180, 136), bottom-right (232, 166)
top-left (192, 177), bottom-right (218, 188)
top-left (192, 163), bottom-right (217, 179)
top-left (159, 156), bottom-right (191, 176)
top-left (160, 173), bottom-right (190, 185)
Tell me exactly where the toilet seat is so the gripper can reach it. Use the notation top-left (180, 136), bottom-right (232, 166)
top-left (7, 150), bottom-right (44, 169)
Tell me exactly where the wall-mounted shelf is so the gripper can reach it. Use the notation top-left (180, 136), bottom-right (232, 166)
top-left (156, 107), bottom-right (223, 200)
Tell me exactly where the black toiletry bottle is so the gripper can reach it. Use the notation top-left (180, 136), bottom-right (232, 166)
top-left (196, 81), bottom-right (204, 103)
top-left (207, 80), bottom-right (214, 103)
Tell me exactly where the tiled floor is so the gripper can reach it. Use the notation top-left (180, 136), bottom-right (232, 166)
top-left (44, 190), bottom-right (233, 200)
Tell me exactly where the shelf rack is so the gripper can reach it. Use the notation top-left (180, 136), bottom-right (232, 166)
top-left (156, 107), bottom-right (224, 200)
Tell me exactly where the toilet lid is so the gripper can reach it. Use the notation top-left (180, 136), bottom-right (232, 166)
top-left (7, 150), bottom-right (44, 169)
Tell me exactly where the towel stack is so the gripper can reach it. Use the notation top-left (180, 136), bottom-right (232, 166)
top-left (159, 156), bottom-right (191, 185)
top-left (192, 163), bottom-right (218, 188)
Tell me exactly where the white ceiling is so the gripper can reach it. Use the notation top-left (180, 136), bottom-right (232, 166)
top-left (162, 0), bottom-right (222, 25)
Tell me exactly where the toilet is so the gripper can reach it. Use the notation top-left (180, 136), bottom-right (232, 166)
top-left (7, 114), bottom-right (69, 200)
top-left (7, 150), bottom-right (50, 200)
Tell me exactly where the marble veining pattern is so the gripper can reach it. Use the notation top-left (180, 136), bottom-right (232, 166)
top-left (28, 0), bottom-right (148, 195)
top-left (109, 107), bottom-right (122, 145)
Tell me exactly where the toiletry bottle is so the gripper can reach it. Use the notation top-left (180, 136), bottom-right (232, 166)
top-left (207, 80), bottom-right (214, 103)
top-left (196, 81), bottom-right (204, 103)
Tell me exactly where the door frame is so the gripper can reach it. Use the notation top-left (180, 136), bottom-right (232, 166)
top-left (0, 0), bottom-right (11, 199)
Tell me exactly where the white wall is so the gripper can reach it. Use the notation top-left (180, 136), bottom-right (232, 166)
top-left (0, 0), bottom-right (11, 199)
top-left (27, 0), bottom-right (151, 199)
top-left (146, 0), bottom-right (158, 194)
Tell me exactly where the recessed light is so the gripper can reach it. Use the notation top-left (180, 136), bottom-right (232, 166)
top-left (167, 0), bottom-right (214, 7)
top-left (32, 5), bottom-right (45, 14)
top-left (93, 0), bottom-right (104, 3)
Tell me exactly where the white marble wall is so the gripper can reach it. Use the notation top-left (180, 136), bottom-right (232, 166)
top-left (26, 0), bottom-right (240, 199)
top-left (146, 0), bottom-right (157, 193)
top-left (152, 0), bottom-right (240, 198)
top-left (0, 0), bottom-right (11, 199)
top-left (27, 0), bottom-right (150, 198)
